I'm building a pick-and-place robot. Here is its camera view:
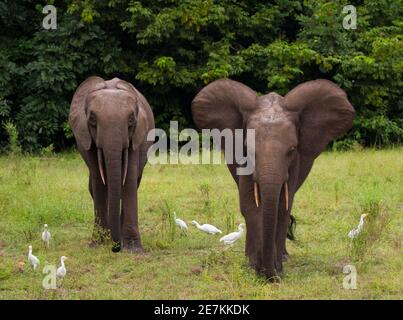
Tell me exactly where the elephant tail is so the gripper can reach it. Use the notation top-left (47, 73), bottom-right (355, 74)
top-left (287, 214), bottom-right (296, 241)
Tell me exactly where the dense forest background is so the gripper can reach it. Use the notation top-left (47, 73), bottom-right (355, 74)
top-left (0, 0), bottom-right (401, 152)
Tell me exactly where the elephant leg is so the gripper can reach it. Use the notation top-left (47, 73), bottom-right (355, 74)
top-left (90, 172), bottom-right (109, 245)
top-left (275, 197), bottom-right (297, 269)
top-left (229, 164), bottom-right (262, 268)
top-left (275, 158), bottom-right (299, 270)
top-left (275, 187), bottom-right (291, 273)
top-left (244, 212), bottom-right (262, 272)
top-left (80, 147), bottom-right (108, 246)
top-left (239, 175), bottom-right (261, 272)
top-left (137, 143), bottom-right (149, 187)
top-left (121, 148), bottom-right (143, 253)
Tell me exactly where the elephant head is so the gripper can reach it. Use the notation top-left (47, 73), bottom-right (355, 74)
top-left (192, 79), bottom-right (355, 279)
top-left (69, 77), bottom-right (150, 250)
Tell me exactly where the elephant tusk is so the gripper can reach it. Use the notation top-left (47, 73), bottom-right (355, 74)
top-left (254, 182), bottom-right (259, 208)
top-left (122, 148), bottom-right (128, 186)
top-left (97, 149), bottom-right (106, 185)
top-left (285, 182), bottom-right (289, 211)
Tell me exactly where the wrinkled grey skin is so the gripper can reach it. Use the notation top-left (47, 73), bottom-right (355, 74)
top-left (192, 79), bottom-right (355, 280)
top-left (69, 77), bottom-right (154, 253)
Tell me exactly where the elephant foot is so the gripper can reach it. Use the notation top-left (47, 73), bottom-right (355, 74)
top-left (125, 246), bottom-right (145, 254)
top-left (245, 243), bottom-right (261, 268)
top-left (259, 268), bottom-right (281, 283)
top-left (245, 249), bottom-right (266, 277)
top-left (248, 256), bottom-right (262, 274)
top-left (123, 239), bottom-right (144, 254)
top-left (266, 275), bottom-right (281, 283)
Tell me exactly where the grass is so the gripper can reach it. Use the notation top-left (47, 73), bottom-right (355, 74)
top-left (0, 148), bottom-right (402, 299)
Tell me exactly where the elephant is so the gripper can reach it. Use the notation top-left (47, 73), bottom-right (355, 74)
top-left (69, 76), bottom-right (155, 253)
top-left (191, 78), bottom-right (355, 280)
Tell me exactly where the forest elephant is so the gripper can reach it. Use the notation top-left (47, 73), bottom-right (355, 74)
top-left (69, 77), bottom-right (154, 253)
top-left (191, 79), bottom-right (355, 280)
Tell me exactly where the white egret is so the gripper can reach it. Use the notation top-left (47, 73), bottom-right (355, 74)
top-left (220, 224), bottom-right (244, 245)
top-left (56, 256), bottom-right (67, 279)
top-left (41, 224), bottom-right (51, 248)
top-left (28, 245), bottom-right (40, 270)
top-left (173, 212), bottom-right (188, 232)
top-left (348, 214), bottom-right (367, 239)
top-left (191, 220), bottom-right (222, 234)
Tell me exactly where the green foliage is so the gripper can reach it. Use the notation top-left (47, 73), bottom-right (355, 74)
top-left (223, 198), bottom-right (236, 233)
top-left (0, 0), bottom-right (402, 151)
top-left (349, 201), bottom-right (391, 262)
top-left (199, 182), bottom-right (212, 218)
top-left (40, 144), bottom-right (55, 157)
top-left (3, 122), bottom-right (22, 155)
top-left (158, 199), bottom-right (177, 245)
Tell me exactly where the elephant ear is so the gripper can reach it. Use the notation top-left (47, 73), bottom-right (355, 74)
top-left (283, 79), bottom-right (355, 188)
top-left (117, 81), bottom-right (152, 151)
top-left (69, 76), bottom-right (105, 150)
top-left (191, 79), bottom-right (257, 132)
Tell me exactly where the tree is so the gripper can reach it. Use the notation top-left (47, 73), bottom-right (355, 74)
top-left (0, 0), bottom-right (401, 151)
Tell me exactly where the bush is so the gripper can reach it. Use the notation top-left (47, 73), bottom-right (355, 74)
top-left (3, 122), bottom-right (21, 155)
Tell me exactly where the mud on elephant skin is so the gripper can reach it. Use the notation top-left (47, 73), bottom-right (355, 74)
top-left (191, 79), bottom-right (355, 280)
top-left (69, 77), bottom-right (155, 253)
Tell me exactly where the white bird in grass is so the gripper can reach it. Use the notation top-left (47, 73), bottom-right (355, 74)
top-left (56, 256), bottom-right (67, 279)
top-left (348, 214), bottom-right (367, 239)
top-left (220, 224), bottom-right (244, 245)
top-left (191, 220), bottom-right (222, 234)
top-left (41, 224), bottom-right (51, 248)
top-left (173, 212), bottom-right (188, 232)
top-left (28, 245), bottom-right (40, 270)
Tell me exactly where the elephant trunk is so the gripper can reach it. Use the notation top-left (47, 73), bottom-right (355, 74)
top-left (259, 176), bottom-right (283, 280)
top-left (103, 147), bottom-right (122, 252)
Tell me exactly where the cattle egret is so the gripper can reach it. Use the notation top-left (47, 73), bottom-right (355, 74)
top-left (41, 224), bottom-right (51, 248)
top-left (348, 214), bottom-right (367, 239)
top-left (173, 212), bottom-right (188, 232)
top-left (56, 256), bottom-right (67, 279)
top-left (191, 220), bottom-right (222, 234)
top-left (28, 245), bottom-right (40, 270)
top-left (220, 224), bottom-right (244, 245)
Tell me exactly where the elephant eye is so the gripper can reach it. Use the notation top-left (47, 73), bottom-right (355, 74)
top-left (288, 146), bottom-right (297, 155)
top-left (88, 113), bottom-right (97, 126)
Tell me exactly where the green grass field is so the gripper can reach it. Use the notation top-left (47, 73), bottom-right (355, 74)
top-left (0, 149), bottom-right (402, 299)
